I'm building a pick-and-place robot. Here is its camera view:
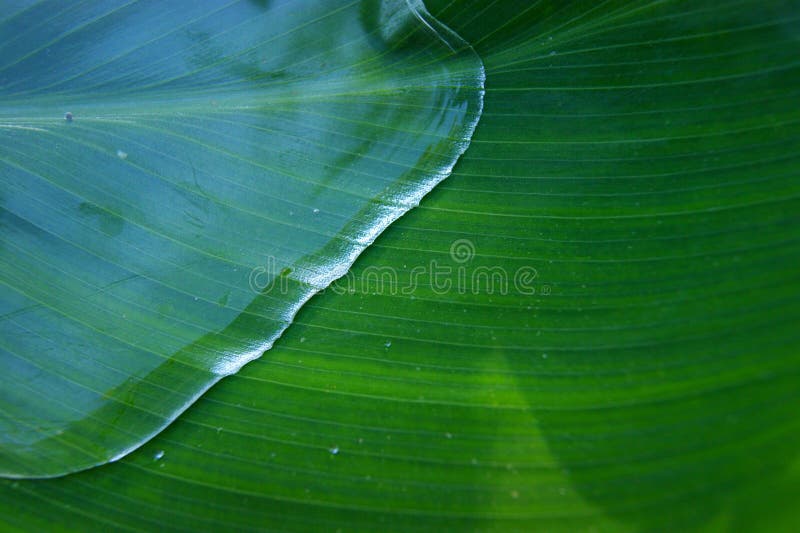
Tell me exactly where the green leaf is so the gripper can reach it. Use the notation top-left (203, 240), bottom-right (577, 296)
top-left (2, 0), bottom-right (800, 531)
top-left (0, 0), bottom-right (483, 477)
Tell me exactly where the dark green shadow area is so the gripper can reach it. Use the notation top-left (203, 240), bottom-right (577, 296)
top-left (426, 0), bottom-right (800, 529)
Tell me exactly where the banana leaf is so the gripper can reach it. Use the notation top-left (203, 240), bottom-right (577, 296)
top-left (1, 0), bottom-right (799, 531)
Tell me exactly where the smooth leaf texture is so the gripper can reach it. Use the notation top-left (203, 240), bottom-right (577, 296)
top-left (2, 0), bottom-right (800, 531)
top-left (0, 0), bottom-right (483, 477)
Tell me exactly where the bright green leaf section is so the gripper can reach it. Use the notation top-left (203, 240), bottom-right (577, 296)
top-left (0, 0), bottom-right (483, 477)
top-left (2, 0), bottom-right (800, 531)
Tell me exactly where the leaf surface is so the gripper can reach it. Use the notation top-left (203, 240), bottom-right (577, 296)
top-left (1, 0), bottom-right (799, 531)
top-left (0, 0), bottom-right (483, 477)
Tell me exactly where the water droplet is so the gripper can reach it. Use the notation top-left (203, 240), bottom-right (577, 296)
top-left (64, 112), bottom-right (73, 122)
top-left (153, 450), bottom-right (164, 461)
top-left (329, 446), bottom-right (339, 455)
top-left (313, 208), bottom-right (320, 214)
top-left (116, 149), bottom-right (128, 160)
top-left (445, 432), bottom-right (452, 439)
top-left (549, 50), bottom-right (557, 56)
top-left (384, 340), bottom-right (391, 348)
top-left (541, 353), bottom-right (548, 359)
top-left (300, 337), bottom-right (306, 343)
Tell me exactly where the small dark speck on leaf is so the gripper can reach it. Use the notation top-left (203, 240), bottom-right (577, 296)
top-left (64, 112), bottom-right (73, 122)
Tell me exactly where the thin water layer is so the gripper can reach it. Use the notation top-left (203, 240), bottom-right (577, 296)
top-left (0, 0), bottom-right (484, 477)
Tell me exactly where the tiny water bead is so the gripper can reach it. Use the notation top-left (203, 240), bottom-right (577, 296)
top-left (153, 450), bottom-right (164, 461)
top-left (329, 446), bottom-right (339, 455)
